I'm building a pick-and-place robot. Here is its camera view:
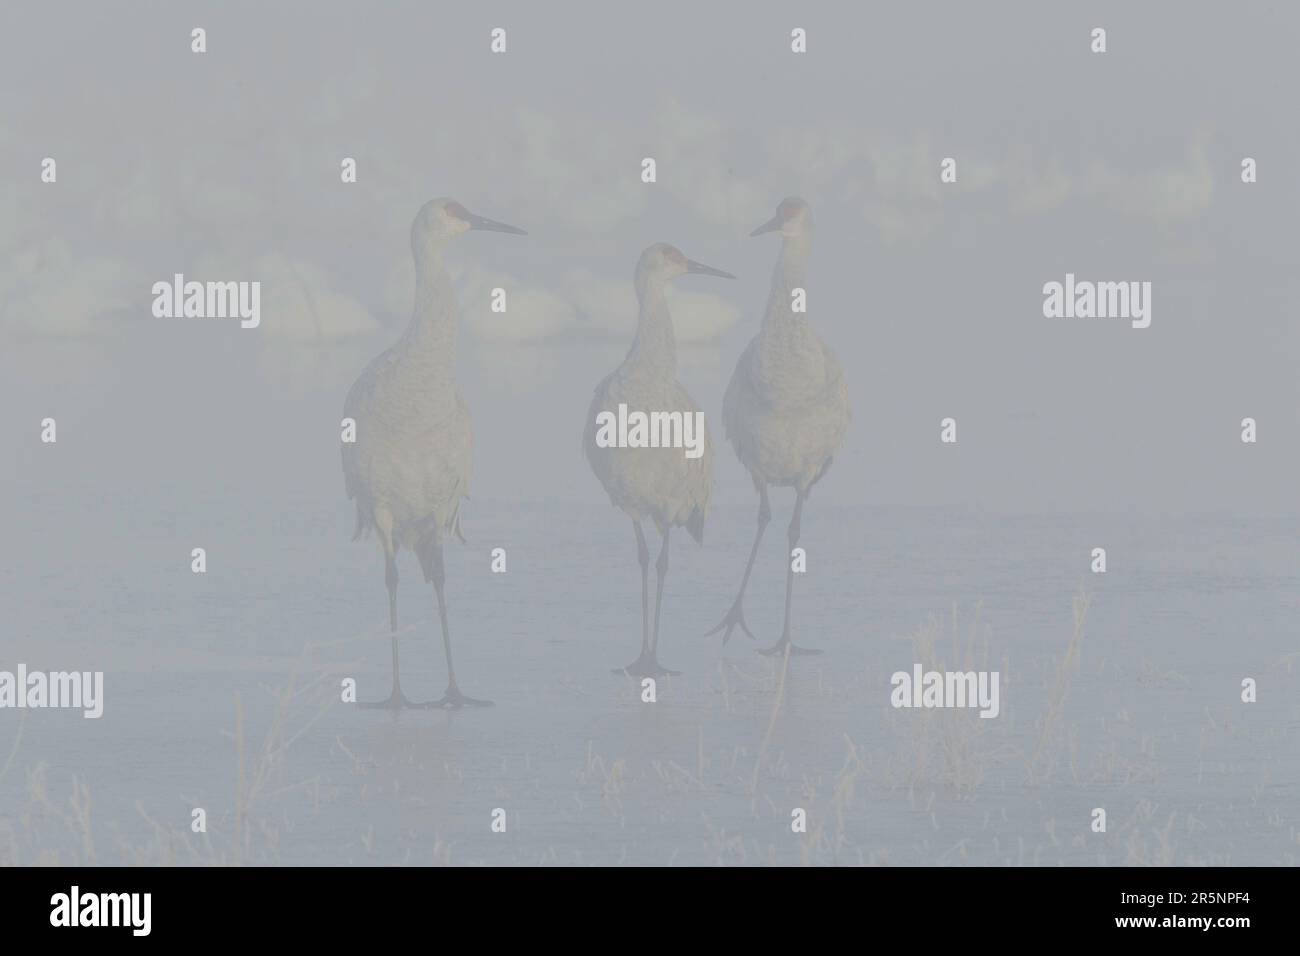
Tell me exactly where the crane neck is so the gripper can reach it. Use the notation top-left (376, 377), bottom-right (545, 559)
top-left (626, 275), bottom-right (677, 371)
top-left (763, 232), bottom-right (811, 331)
top-left (403, 249), bottom-right (458, 371)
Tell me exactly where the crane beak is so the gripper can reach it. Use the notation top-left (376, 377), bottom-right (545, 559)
top-left (464, 211), bottom-right (527, 235)
top-left (749, 215), bottom-right (782, 237)
top-left (686, 259), bottom-right (736, 279)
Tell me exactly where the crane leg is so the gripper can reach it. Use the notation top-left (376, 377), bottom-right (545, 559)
top-left (426, 537), bottom-right (492, 708)
top-left (759, 488), bottom-right (822, 657)
top-left (614, 521), bottom-right (650, 673)
top-left (705, 484), bottom-right (769, 643)
top-left (618, 522), bottom-right (679, 677)
top-left (386, 550), bottom-right (398, 632)
top-left (360, 541), bottom-right (427, 709)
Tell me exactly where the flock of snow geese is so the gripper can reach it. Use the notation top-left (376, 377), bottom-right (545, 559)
top-left (342, 196), bottom-right (848, 708)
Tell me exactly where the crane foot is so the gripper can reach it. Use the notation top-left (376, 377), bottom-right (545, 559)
top-left (613, 654), bottom-right (681, 678)
top-left (757, 636), bottom-right (823, 657)
top-left (358, 687), bottom-right (434, 710)
top-left (430, 684), bottom-right (493, 708)
top-left (704, 599), bottom-right (754, 644)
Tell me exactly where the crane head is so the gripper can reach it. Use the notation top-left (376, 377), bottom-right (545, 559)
top-left (750, 196), bottom-right (810, 238)
top-left (638, 243), bottom-right (736, 285)
top-left (412, 198), bottom-right (526, 255)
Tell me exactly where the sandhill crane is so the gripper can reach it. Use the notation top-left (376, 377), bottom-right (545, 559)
top-left (343, 198), bottom-right (525, 709)
top-left (707, 198), bottom-right (849, 656)
top-left (584, 243), bottom-right (732, 677)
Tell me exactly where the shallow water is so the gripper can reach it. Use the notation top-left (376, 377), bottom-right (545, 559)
top-left (3, 481), bottom-right (1297, 865)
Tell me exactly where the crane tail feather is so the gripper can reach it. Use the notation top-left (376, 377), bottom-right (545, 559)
top-left (687, 507), bottom-right (705, 545)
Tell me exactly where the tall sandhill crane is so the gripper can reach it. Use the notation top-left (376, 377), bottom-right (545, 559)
top-left (584, 243), bottom-right (732, 676)
top-left (343, 198), bottom-right (525, 708)
top-left (707, 198), bottom-right (849, 656)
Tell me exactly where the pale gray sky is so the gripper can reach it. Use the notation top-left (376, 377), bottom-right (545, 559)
top-left (2, 0), bottom-right (1298, 517)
